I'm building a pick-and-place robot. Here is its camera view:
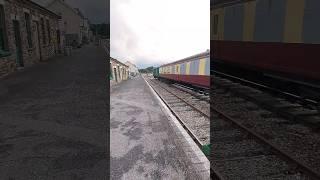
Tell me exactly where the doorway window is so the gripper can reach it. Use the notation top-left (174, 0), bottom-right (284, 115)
top-left (41, 18), bottom-right (46, 45)
top-left (114, 67), bottom-right (118, 82)
top-left (46, 19), bottom-right (51, 43)
top-left (0, 5), bottom-right (9, 55)
top-left (25, 12), bottom-right (32, 48)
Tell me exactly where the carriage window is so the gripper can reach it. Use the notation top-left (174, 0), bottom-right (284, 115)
top-left (214, 15), bottom-right (218, 35)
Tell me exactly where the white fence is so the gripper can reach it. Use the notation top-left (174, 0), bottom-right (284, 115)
top-left (98, 39), bottom-right (109, 54)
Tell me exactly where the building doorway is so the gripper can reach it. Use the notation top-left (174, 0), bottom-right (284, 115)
top-left (13, 20), bottom-right (23, 67)
top-left (56, 29), bottom-right (61, 53)
top-left (118, 66), bottom-right (121, 80)
top-left (33, 21), bottom-right (42, 61)
top-left (114, 67), bottom-right (118, 82)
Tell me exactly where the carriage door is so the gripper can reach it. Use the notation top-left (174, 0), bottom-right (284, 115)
top-left (13, 20), bottom-right (23, 67)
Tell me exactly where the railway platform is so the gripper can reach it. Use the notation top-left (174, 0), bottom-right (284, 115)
top-left (110, 74), bottom-right (209, 179)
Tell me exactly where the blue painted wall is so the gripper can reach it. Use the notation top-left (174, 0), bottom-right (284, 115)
top-left (254, 0), bottom-right (286, 42)
top-left (303, 0), bottom-right (320, 44)
top-left (224, 4), bottom-right (244, 41)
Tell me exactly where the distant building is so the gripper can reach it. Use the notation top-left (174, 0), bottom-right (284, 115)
top-left (83, 18), bottom-right (90, 43)
top-left (31, 0), bottom-right (82, 47)
top-left (88, 30), bottom-right (94, 42)
top-left (75, 8), bottom-right (90, 44)
top-left (125, 61), bottom-right (139, 77)
top-left (0, 0), bottom-right (61, 77)
top-left (110, 57), bottom-right (129, 84)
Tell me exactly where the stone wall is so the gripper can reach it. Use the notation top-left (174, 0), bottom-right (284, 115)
top-left (0, 0), bottom-right (61, 78)
top-left (110, 58), bottom-right (129, 84)
top-left (0, 56), bottom-right (15, 77)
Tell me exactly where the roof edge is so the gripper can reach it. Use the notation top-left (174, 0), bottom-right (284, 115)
top-left (27, 0), bottom-right (61, 18)
top-left (110, 57), bottom-right (129, 68)
top-left (212, 0), bottom-right (255, 9)
top-left (160, 51), bottom-right (210, 68)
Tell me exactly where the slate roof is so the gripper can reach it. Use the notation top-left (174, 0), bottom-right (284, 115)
top-left (27, 0), bottom-right (60, 18)
top-left (30, 0), bottom-right (55, 7)
top-left (75, 8), bottom-right (85, 18)
top-left (31, 0), bottom-right (79, 16)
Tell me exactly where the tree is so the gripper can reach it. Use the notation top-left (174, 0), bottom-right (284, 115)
top-left (91, 23), bottom-right (109, 38)
top-left (139, 66), bottom-right (154, 73)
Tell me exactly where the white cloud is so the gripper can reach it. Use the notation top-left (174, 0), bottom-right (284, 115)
top-left (111, 0), bottom-right (209, 68)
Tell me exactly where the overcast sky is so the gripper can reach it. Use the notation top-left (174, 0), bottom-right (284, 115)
top-left (110, 0), bottom-right (210, 68)
top-left (65, 0), bottom-right (108, 23)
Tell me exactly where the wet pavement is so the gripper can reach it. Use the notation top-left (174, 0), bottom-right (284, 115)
top-left (110, 75), bottom-right (201, 180)
top-left (0, 45), bottom-right (108, 179)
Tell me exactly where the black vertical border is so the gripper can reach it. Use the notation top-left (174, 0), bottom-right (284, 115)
top-left (210, 0), bottom-right (213, 178)
top-left (106, 0), bottom-right (110, 179)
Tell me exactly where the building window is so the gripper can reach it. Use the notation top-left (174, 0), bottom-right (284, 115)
top-left (213, 15), bottom-right (219, 35)
top-left (40, 18), bottom-right (46, 45)
top-left (46, 19), bottom-right (51, 43)
top-left (25, 13), bottom-right (32, 48)
top-left (0, 5), bottom-right (8, 52)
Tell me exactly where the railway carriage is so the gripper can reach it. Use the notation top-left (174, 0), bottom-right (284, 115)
top-left (212, 0), bottom-right (320, 99)
top-left (154, 51), bottom-right (210, 88)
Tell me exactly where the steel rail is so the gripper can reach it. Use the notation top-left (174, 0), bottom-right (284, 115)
top-left (211, 106), bottom-right (320, 180)
top-left (148, 79), bottom-right (205, 148)
top-left (150, 80), bottom-right (210, 119)
top-left (213, 71), bottom-right (320, 129)
top-left (212, 70), bottom-right (319, 107)
top-left (210, 167), bottom-right (226, 180)
top-left (172, 83), bottom-right (210, 103)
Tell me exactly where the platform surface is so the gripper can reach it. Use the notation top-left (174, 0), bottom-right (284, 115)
top-left (110, 75), bottom-right (201, 180)
top-left (0, 45), bottom-right (108, 179)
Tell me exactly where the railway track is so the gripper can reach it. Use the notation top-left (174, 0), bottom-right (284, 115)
top-left (211, 106), bottom-right (320, 179)
top-left (213, 71), bottom-right (320, 121)
top-left (146, 77), bottom-right (210, 147)
top-left (146, 77), bottom-right (217, 179)
top-left (212, 72), bottom-right (320, 179)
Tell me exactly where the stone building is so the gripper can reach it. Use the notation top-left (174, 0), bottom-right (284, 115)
top-left (32, 0), bottom-right (82, 47)
top-left (0, 0), bottom-right (61, 77)
top-left (125, 61), bottom-right (139, 77)
top-left (110, 57), bottom-right (129, 85)
top-left (75, 8), bottom-right (89, 44)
